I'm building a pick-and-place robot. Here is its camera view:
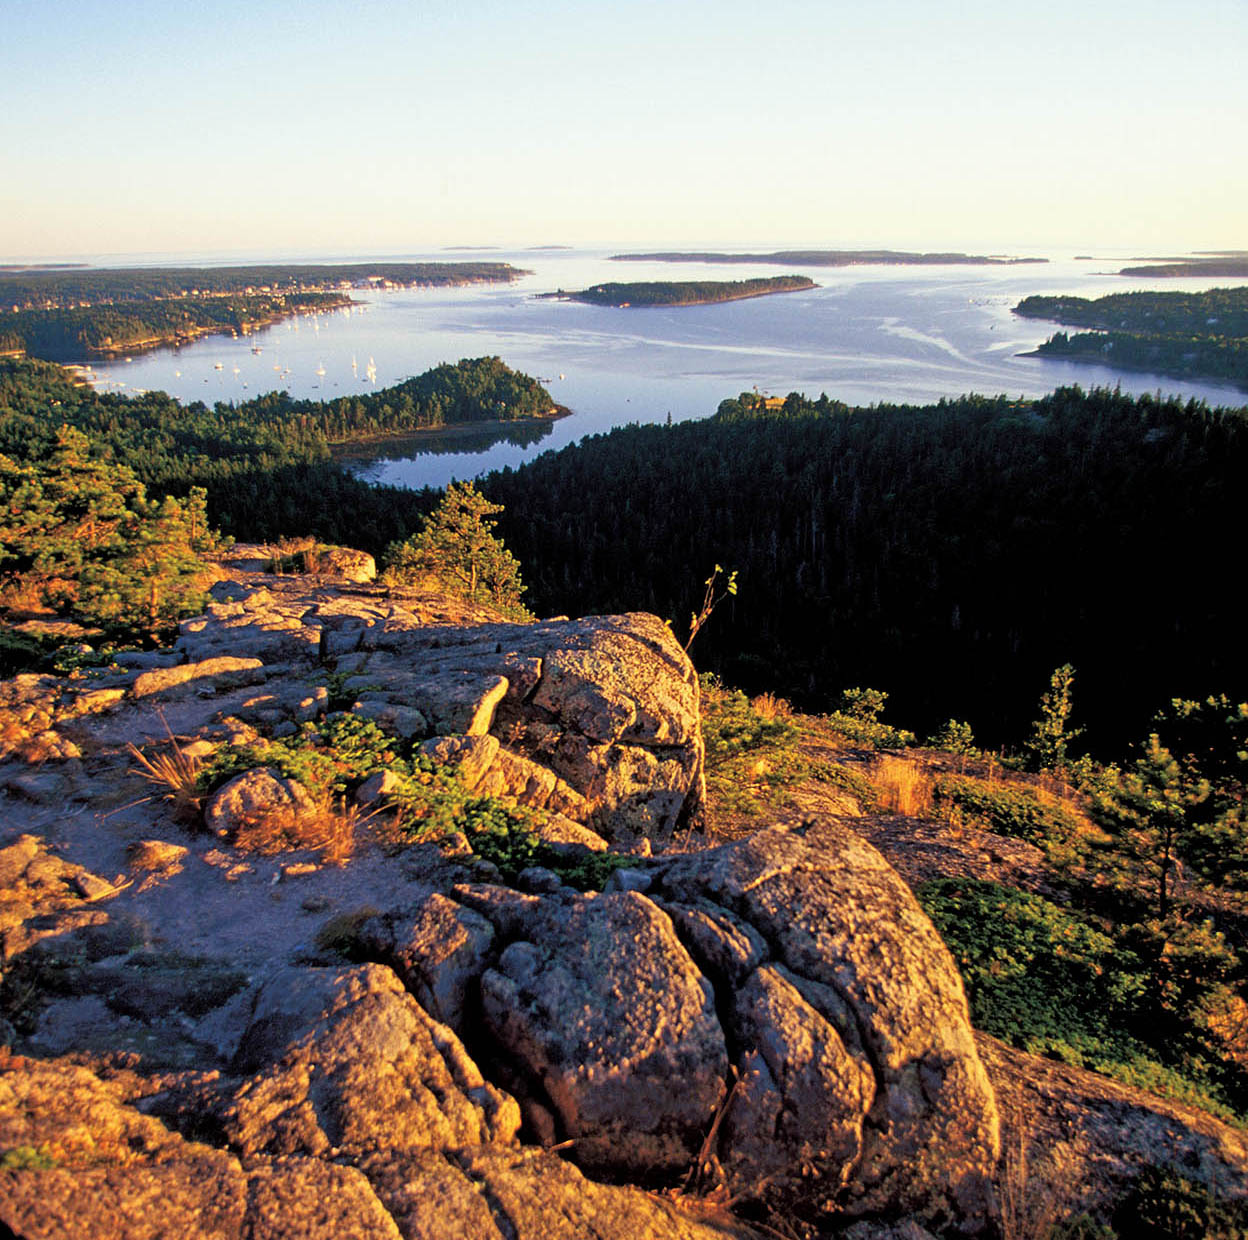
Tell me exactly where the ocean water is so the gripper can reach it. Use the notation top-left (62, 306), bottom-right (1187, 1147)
top-left (85, 248), bottom-right (1247, 490)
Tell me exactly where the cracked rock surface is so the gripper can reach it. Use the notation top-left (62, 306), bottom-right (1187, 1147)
top-left (9, 550), bottom-right (1231, 1237)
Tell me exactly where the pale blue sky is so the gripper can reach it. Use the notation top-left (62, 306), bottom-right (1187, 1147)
top-left (2, 0), bottom-right (1244, 259)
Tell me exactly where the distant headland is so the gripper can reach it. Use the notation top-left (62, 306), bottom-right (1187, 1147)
top-left (0, 262), bottom-right (528, 364)
top-left (609, 249), bottom-right (1048, 267)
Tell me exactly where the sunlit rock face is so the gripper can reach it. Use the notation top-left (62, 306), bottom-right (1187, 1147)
top-left (0, 550), bottom-right (1001, 1238)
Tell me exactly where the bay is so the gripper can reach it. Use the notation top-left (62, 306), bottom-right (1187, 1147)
top-left (86, 248), bottom-right (1248, 491)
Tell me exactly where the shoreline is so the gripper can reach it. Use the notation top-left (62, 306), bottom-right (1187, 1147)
top-left (328, 406), bottom-right (572, 459)
top-left (1016, 347), bottom-right (1248, 394)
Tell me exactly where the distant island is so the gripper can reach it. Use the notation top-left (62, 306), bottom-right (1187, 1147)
top-left (0, 262), bottom-right (527, 364)
top-left (1014, 286), bottom-right (1248, 387)
top-left (610, 249), bottom-right (1047, 267)
top-left (1119, 256), bottom-right (1248, 279)
top-left (544, 275), bottom-right (817, 308)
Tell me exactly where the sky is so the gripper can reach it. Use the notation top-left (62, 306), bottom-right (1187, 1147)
top-left (2, 0), bottom-right (1245, 261)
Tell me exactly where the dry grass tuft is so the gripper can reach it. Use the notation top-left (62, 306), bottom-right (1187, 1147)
top-left (126, 736), bottom-right (204, 822)
top-left (749, 691), bottom-right (791, 722)
top-left (232, 794), bottom-right (371, 867)
top-left (997, 1117), bottom-right (1085, 1240)
top-left (873, 754), bottom-right (933, 817)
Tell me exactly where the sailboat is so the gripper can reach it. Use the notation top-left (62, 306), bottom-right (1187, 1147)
top-left (315, 363), bottom-right (327, 378)
top-left (365, 357), bottom-right (377, 383)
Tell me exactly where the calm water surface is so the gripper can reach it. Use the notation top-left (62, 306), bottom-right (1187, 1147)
top-left (87, 249), bottom-right (1247, 490)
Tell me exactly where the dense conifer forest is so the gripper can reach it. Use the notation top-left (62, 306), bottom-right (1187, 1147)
top-left (2, 355), bottom-right (1245, 754)
top-left (486, 386), bottom-right (1248, 752)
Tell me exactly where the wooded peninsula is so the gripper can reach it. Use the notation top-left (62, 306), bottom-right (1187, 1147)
top-left (610, 249), bottom-right (1047, 266)
top-left (546, 276), bottom-right (816, 307)
top-left (0, 262), bottom-right (527, 363)
top-left (1119, 255), bottom-right (1248, 279)
top-left (1014, 286), bottom-right (1248, 387)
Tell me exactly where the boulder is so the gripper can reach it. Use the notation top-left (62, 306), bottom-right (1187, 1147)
top-left (299, 545), bottom-right (376, 583)
top-left (221, 963), bottom-right (520, 1160)
top-left (435, 819), bottom-right (999, 1234)
top-left (204, 768), bottom-right (315, 837)
top-left (656, 819), bottom-right (1000, 1231)
top-left (477, 890), bottom-right (728, 1177)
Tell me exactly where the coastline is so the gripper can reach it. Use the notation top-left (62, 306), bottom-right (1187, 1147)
top-left (328, 405), bottom-right (572, 460)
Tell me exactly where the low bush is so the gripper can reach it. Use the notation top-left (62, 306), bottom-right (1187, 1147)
top-left (918, 878), bottom-right (1246, 1122)
top-left (933, 773), bottom-right (1093, 861)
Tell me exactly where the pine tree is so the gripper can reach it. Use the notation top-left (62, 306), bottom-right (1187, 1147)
top-left (383, 482), bottom-right (530, 620)
top-left (1024, 664), bottom-right (1083, 776)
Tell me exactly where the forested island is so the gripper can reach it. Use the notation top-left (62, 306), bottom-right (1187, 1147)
top-left (610, 249), bottom-right (1047, 266)
top-left (0, 261), bottom-right (528, 364)
top-left (545, 275), bottom-right (816, 307)
top-left (1015, 287), bottom-right (1248, 387)
top-left (0, 355), bottom-right (553, 506)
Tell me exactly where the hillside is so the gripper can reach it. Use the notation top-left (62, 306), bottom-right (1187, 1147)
top-left (1, 553), bottom-right (1245, 1238)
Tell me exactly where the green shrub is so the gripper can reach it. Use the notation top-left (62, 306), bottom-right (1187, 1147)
top-left (824, 687), bottom-right (915, 749)
top-left (918, 878), bottom-right (1244, 1122)
top-left (1115, 1166), bottom-right (1248, 1240)
top-left (1, 1146), bottom-right (57, 1171)
top-left (934, 774), bottom-right (1088, 855)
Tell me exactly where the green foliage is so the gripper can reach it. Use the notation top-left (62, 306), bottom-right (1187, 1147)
top-left (535, 848), bottom-right (634, 893)
top-left (1093, 735), bottom-right (1212, 918)
top-left (1025, 664), bottom-right (1083, 775)
top-left (0, 1145), bottom-right (57, 1171)
top-left (1115, 1165), bottom-right (1248, 1240)
top-left (383, 481), bottom-right (531, 619)
top-left (682, 564), bottom-right (738, 652)
top-left (202, 715), bottom-right (403, 799)
top-left (0, 426), bottom-right (218, 640)
top-left (699, 674), bottom-right (878, 822)
top-left (933, 774), bottom-right (1089, 855)
top-left (825, 687), bottom-right (915, 749)
top-left (919, 879), bottom-right (1246, 1121)
top-left (201, 713), bottom-right (553, 882)
top-left (700, 674), bottom-right (803, 818)
top-left (926, 718), bottom-right (979, 756)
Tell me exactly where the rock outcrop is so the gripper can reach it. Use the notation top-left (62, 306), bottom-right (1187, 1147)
top-left (7, 545), bottom-right (1234, 1238)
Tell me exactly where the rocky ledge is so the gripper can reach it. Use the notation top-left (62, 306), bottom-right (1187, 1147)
top-left (0, 548), bottom-right (1242, 1238)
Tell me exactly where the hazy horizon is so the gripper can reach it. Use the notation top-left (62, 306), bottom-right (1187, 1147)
top-left (3, 0), bottom-right (1243, 261)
